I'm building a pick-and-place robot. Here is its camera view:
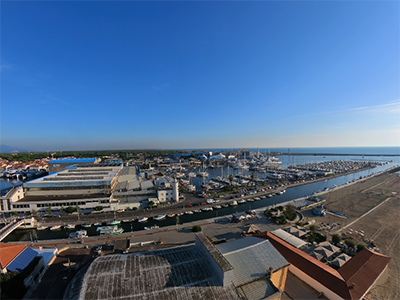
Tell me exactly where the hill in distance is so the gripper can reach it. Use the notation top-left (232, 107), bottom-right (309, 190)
top-left (0, 145), bottom-right (28, 153)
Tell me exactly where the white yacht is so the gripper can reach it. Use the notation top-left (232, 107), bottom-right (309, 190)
top-left (153, 214), bottom-right (166, 221)
top-left (138, 217), bottom-right (148, 223)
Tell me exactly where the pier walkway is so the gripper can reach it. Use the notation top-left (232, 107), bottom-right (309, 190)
top-left (0, 219), bottom-right (25, 241)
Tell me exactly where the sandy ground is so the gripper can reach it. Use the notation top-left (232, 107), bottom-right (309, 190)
top-left (301, 172), bottom-right (400, 300)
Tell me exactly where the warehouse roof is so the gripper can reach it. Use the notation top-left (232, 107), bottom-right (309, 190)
top-left (271, 228), bottom-right (308, 249)
top-left (215, 237), bottom-right (289, 287)
top-left (69, 245), bottom-right (241, 300)
top-left (49, 158), bottom-right (98, 164)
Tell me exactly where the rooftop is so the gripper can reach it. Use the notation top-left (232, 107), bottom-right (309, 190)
top-left (215, 236), bottom-right (289, 287)
top-left (271, 228), bottom-right (308, 248)
top-left (70, 245), bottom-right (241, 300)
top-left (195, 233), bottom-right (233, 272)
top-left (49, 158), bottom-right (99, 164)
top-left (254, 231), bottom-right (391, 300)
top-left (0, 243), bottom-right (27, 269)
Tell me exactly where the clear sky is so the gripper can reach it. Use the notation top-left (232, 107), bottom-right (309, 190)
top-left (1, 1), bottom-right (399, 151)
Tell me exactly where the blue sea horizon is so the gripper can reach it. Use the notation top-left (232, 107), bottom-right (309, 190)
top-left (181, 146), bottom-right (400, 155)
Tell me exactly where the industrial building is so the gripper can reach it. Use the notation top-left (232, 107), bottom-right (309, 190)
top-left (65, 233), bottom-right (289, 300)
top-left (1, 161), bottom-right (179, 214)
top-left (48, 157), bottom-right (101, 174)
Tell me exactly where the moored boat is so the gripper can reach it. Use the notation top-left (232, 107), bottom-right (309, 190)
top-left (69, 230), bottom-right (88, 238)
top-left (185, 211), bottom-right (193, 215)
top-left (81, 223), bottom-right (92, 228)
top-left (107, 220), bottom-right (121, 225)
top-left (153, 215), bottom-right (166, 221)
top-left (50, 225), bottom-right (61, 230)
top-left (138, 217), bottom-right (148, 223)
top-left (94, 222), bottom-right (103, 226)
top-left (96, 226), bottom-right (123, 235)
top-left (266, 194), bottom-right (273, 198)
top-left (238, 199), bottom-right (247, 204)
top-left (202, 207), bottom-right (213, 211)
top-left (229, 200), bottom-right (238, 206)
top-left (213, 205), bottom-right (222, 209)
top-left (167, 213), bottom-right (176, 218)
top-left (36, 226), bottom-right (48, 230)
top-left (144, 225), bottom-right (160, 230)
top-left (65, 224), bottom-right (76, 229)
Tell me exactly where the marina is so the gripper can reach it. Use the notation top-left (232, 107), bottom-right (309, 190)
top-left (1, 155), bottom-right (399, 242)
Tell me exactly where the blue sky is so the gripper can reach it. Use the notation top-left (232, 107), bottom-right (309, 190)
top-left (1, 1), bottom-right (399, 151)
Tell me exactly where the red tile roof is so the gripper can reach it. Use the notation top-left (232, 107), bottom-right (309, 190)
top-left (338, 249), bottom-right (390, 300)
top-left (254, 232), bottom-right (390, 300)
top-left (0, 243), bottom-right (27, 269)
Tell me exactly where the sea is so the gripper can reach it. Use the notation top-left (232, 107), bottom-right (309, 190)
top-left (188, 146), bottom-right (400, 156)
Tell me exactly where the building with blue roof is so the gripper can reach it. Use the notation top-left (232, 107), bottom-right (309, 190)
top-left (49, 158), bottom-right (101, 174)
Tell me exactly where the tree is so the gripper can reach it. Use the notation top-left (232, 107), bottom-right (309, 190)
top-left (31, 209), bottom-right (38, 217)
top-left (332, 234), bottom-right (342, 244)
top-left (228, 174), bottom-right (234, 185)
top-left (357, 244), bottom-right (366, 252)
top-left (192, 225), bottom-right (202, 232)
top-left (286, 204), bottom-right (296, 214)
top-left (94, 206), bottom-right (104, 211)
top-left (251, 172), bottom-right (255, 181)
top-left (25, 211), bottom-right (31, 216)
top-left (309, 224), bottom-right (317, 232)
top-left (264, 209), bottom-right (272, 217)
top-left (75, 205), bottom-right (81, 214)
top-left (65, 206), bottom-right (76, 214)
top-left (345, 239), bottom-right (356, 248)
top-left (46, 206), bottom-right (52, 216)
top-left (10, 211), bottom-right (18, 216)
top-left (59, 207), bottom-right (66, 214)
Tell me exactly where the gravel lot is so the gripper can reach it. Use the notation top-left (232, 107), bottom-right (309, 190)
top-left (301, 172), bottom-right (400, 300)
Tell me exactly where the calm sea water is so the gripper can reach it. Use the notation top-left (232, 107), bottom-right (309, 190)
top-left (188, 146), bottom-right (400, 155)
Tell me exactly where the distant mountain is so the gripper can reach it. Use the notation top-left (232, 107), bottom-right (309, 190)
top-left (0, 145), bottom-right (28, 153)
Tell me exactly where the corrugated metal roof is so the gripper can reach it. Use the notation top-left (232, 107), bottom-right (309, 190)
top-left (141, 180), bottom-right (154, 190)
top-left (215, 237), bottom-right (289, 287)
top-left (271, 228), bottom-right (308, 249)
top-left (237, 278), bottom-right (277, 300)
top-left (127, 180), bottom-right (140, 190)
top-left (7, 247), bottom-right (38, 272)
